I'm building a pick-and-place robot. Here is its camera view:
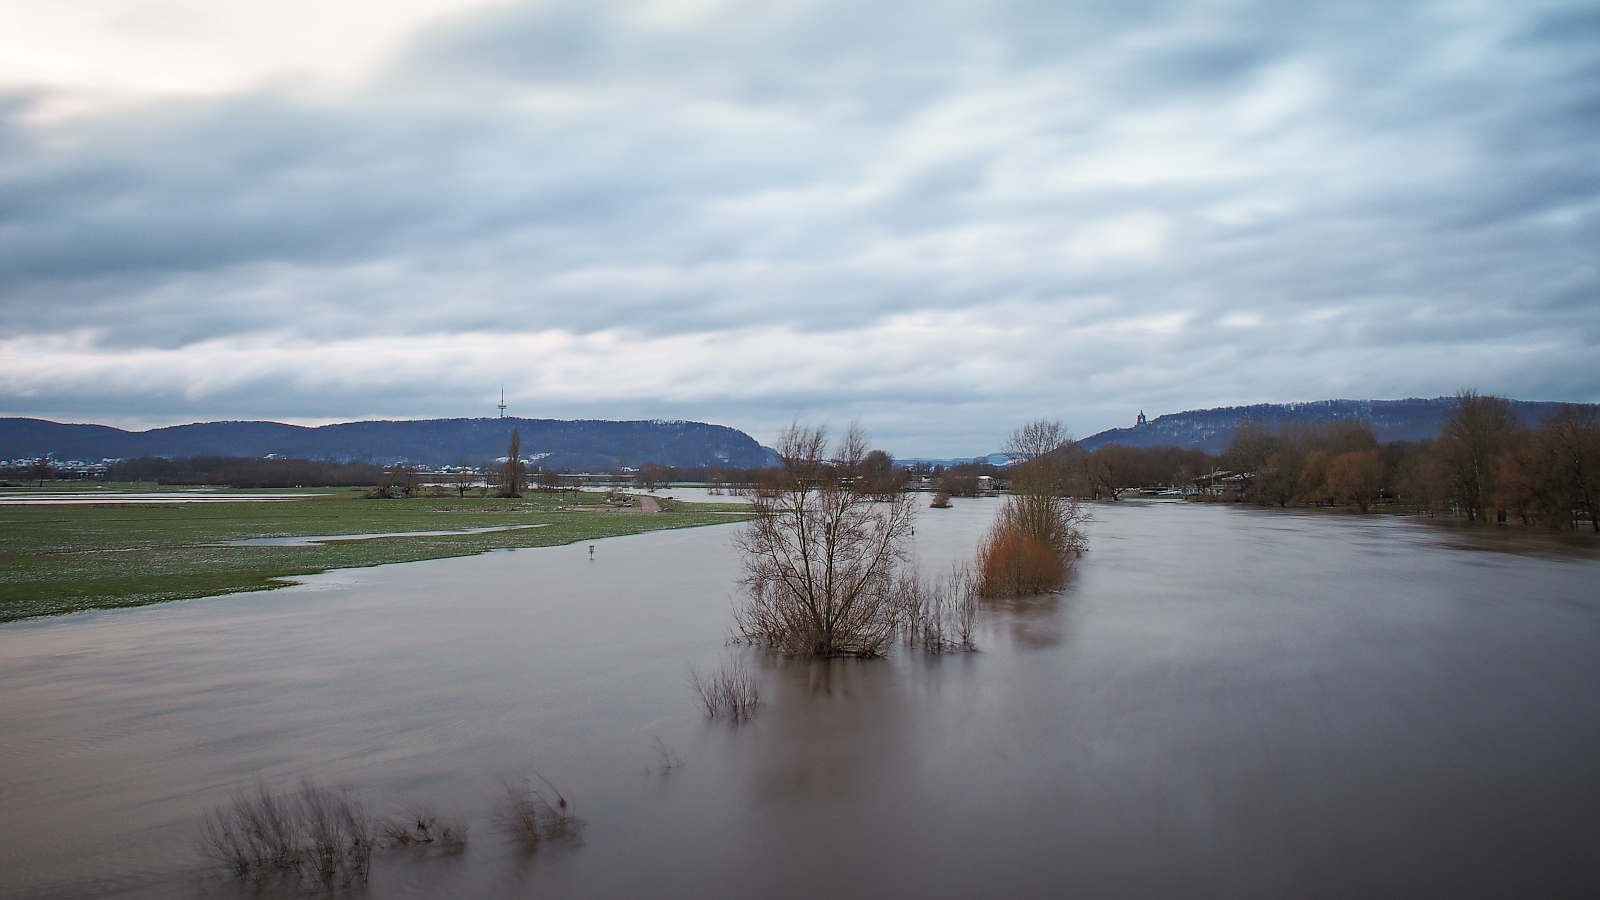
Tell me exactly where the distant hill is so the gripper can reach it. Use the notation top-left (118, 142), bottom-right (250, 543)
top-left (1079, 398), bottom-right (1587, 454)
top-left (0, 417), bottom-right (778, 471)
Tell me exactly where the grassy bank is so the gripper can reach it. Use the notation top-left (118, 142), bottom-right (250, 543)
top-left (0, 485), bottom-right (751, 622)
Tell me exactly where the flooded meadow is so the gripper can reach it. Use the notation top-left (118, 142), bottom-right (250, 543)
top-left (3, 500), bottom-right (1599, 899)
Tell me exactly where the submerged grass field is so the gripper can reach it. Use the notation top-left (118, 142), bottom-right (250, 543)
top-left (0, 485), bottom-right (752, 622)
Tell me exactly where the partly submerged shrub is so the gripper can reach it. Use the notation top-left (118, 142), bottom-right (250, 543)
top-left (380, 809), bottom-right (468, 854)
top-left (691, 658), bottom-right (761, 722)
top-left (499, 776), bottom-right (581, 852)
top-left (734, 423), bottom-right (916, 657)
top-left (976, 494), bottom-right (1087, 596)
top-left (895, 566), bottom-right (978, 652)
top-left (199, 780), bottom-right (373, 892)
top-left (978, 527), bottom-right (1064, 596)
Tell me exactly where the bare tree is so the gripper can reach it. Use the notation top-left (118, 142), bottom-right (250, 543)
top-left (398, 465), bottom-right (418, 498)
top-left (1224, 419), bottom-right (1278, 503)
top-left (1436, 390), bottom-right (1518, 521)
top-left (856, 449), bottom-right (904, 498)
top-left (28, 457), bottom-right (52, 487)
top-left (368, 464), bottom-right (416, 499)
top-left (896, 565), bottom-right (978, 653)
top-left (936, 471), bottom-right (981, 497)
top-left (453, 464), bottom-right (476, 498)
top-left (1089, 444), bottom-right (1148, 500)
top-left (502, 428), bottom-right (524, 498)
top-left (1003, 419), bottom-right (1069, 462)
top-left (1534, 404), bottom-right (1599, 531)
top-left (635, 461), bottom-right (669, 491)
top-left (734, 422), bottom-right (916, 657)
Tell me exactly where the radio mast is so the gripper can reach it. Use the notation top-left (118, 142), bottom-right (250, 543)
top-left (498, 385), bottom-right (507, 419)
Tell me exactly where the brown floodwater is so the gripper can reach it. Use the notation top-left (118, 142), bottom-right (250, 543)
top-left (3, 500), bottom-right (1599, 899)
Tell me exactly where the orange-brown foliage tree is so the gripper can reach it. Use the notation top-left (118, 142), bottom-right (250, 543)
top-left (1297, 450), bottom-right (1332, 505)
top-left (1327, 450), bottom-right (1385, 512)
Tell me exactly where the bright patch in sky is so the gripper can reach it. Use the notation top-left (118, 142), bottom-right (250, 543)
top-left (0, 1), bottom-right (497, 100)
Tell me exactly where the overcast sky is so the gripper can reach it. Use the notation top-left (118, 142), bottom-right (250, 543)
top-left (1, 0), bottom-right (1595, 456)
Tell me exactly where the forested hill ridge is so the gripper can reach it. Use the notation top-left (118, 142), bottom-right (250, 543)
top-left (0, 417), bottom-right (778, 471)
top-left (1079, 398), bottom-right (1584, 453)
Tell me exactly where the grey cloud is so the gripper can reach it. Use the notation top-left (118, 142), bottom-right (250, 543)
top-left (0, 0), bottom-right (1596, 449)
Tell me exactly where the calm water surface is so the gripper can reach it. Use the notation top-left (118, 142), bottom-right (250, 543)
top-left (3, 501), bottom-right (1599, 899)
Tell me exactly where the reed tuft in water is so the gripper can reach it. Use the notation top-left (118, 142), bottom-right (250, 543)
top-left (647, 735), bottom-right (684, 775)
top-left (199, 780), bottom-right (374, 892)
top-left (499, 775), bottom-right (582, 852)
top-left (380, 808), bottom-right (468, 854)
top-left (691, 657), bottom-right (762, 721)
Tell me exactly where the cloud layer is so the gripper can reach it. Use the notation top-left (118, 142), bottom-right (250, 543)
top-left (2, 0), bottom-right (1596, 454)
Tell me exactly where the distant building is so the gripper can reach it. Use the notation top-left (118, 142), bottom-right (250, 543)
top-left (1136, 410), bottom-right (1147, 427)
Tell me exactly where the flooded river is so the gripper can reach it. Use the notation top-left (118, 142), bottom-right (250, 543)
top-left (3, 501), bottom-right (1598, 899)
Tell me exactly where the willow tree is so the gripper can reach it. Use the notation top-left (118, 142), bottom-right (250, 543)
top-left (735, 423), bottom-right (915, 657)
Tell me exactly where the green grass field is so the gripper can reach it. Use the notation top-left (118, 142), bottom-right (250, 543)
top-left (0, 485), bottom-right (752, 622)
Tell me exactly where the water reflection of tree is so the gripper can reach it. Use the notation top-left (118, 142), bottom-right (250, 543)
top-left (743, 657), bottom-right (918, 806)
top-left (981, 569), bottom-right (1076, 649)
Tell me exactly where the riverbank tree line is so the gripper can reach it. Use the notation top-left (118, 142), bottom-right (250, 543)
top-left (1025, 391), bottom-right (1596, 530)
top-left (105, 456), bottom-right (386, 488)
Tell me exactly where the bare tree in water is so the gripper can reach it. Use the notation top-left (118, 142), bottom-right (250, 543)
top-left (735, 422), bottom-right (916, 657)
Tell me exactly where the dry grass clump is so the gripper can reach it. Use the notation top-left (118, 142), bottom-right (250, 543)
top-left (380, 809), bottom-right (468, 854)
top-left (499, 775), bottom-right (582, 852)
top-left (976, 494), bottom-right (1088, 596)
top-left (691, 658), bottom-right (761, 722)
top-left (199, 780), bottom-right (374, 892)
top-left (647, 735), bottom-right (684, 775)
top-left (896, 566), bottom-right (978, 653)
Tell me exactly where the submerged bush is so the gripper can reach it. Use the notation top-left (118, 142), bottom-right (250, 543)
top-left (735, 423), bottom-right (916, 657)
top-left (976, 494), bottom-right (1087, 596)
top-left (691, 658), bottom-right (762, 722)
top-left (896, 566), bottom-right (978, 652)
